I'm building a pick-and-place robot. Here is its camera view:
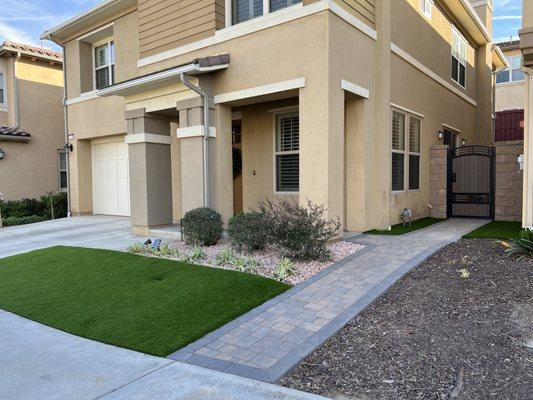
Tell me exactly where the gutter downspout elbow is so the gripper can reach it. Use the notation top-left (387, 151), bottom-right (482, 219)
top-left (180, 72), bottom-right (210, 208)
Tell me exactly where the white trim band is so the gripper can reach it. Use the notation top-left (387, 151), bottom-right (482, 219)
top-left (391, 43), bottom-right (478, 107)
top-left (341, 79), bottom-right (370, 98)
top-left (214, 78), bottom-right (306, 104)
top-left (442, 123), bottom-right (462, 133)
top-left (177, 126), bottom-right (216, 138)
top-left (65, 90), bottom-right (98, 106)
top-left (125, 133), bottom-right (172, 145)
top-left (391, 103), bottom-right (424, 118)
top-left (137, 0), bottom-right (377, 68)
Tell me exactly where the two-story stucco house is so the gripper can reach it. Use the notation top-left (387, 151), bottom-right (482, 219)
top-left (42, 0), bottom-right (505, 234)
top-left (0, 42), bottom-right (66, 201)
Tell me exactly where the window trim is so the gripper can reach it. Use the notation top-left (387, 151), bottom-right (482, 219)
top-left (451, 26), bottom-right (467, 89)
top-left (496, 55), bottom-right (525, 85)
top-left (58, 150), bottom-right (68, 191)
top-left (92, 38), bottom-right (115, 91)
top-left (391, 108), bottom-right (423, 194)
top-left (273, 110), bottom-right (299, 195)
top-left (0, 63), bottom-right (7, 111)
top-left (420, 0), bottom-right (433, 20)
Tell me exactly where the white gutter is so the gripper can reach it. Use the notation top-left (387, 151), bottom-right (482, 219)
top-left (492, 45), bottom-right (509, 72)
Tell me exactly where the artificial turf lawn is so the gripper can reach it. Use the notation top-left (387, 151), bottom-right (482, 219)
top-left (462, 221), bottom-right (523, 239)
top-left (0, 246), bottom-right (290, 356)
top-left (365, 217), bottom-right (445, 235)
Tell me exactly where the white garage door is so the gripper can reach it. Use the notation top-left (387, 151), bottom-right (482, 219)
top-left (92, 140), bottom-right (130, 216)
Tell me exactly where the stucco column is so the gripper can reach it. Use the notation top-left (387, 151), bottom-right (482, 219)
top-left (299, 78), bottom-right (345, 224)
top-left (523, 72), bottom-right (533, 227)
top-left (125, 108), bottom-right (173, 232)
top-left (211, 103), bottom-right (233, 221)
top-left (68, 139), bottom-right (93, 215)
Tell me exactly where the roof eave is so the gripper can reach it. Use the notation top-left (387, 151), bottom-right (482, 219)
top-left (492, 45), bottom-right (509, 71)
top-left (441, 0), bottom-right (491, 45)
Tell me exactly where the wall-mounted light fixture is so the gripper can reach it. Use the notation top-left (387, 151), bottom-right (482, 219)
top-left (461, 139), bottom-right (467, 146)
top-left (0, 148), bottom-right (5, 160)
top-left (437, 130), bottom-right (444, 140)
top-left (65, 142), bottom-right (73, 152)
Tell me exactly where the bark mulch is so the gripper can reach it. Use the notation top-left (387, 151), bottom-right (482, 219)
top-left (280, 239), bottom-right (532, 399)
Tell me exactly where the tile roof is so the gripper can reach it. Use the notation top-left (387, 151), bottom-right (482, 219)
top-left (1, 41), bottom-right (62, 61)
top-left (0, 126), bottom-right (31, 139)
top-left (496, 40), bottom-right (520, 51)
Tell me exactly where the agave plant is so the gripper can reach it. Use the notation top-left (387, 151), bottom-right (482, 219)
top-left (505, 228), bottom-right (533, 261)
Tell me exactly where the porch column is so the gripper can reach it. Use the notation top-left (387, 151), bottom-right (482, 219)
top-left (125, 108), bottom-right (173, 232)
top-left (299, 79), bottom-right (345, 224)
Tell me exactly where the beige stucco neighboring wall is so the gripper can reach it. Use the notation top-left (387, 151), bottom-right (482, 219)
top-left (0, 57), bottom-right (64, 201)
top-left (495, 49), bottom-right (526, 111)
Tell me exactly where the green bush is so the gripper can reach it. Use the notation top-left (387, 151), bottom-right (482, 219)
top-left (259, 198), bottom-right (341, 261)
top-left (0, 192), bottom-right (67, 221)
top-left (181, 207), bottom-right (223, 246)
top-left (2, 215), bottom-right (47, 227)
top-left (505, 228), bottom-right (533, 260)
top-left (228, 211), bottom-right (269, 252)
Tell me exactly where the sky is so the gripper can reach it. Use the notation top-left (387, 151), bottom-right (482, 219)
top-left (0, 0), bottom-right (525, 50)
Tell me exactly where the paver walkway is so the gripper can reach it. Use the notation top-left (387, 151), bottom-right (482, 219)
top-left (169, 218), bottom-right (486, 382)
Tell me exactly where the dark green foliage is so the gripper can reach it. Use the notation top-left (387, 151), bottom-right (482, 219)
top-left (181, 207), bottom-right (223, 246)
top-left (0, 246), bottom-right (289, 356)
top-left (2, 215), bottom-right (48, 227)
top-left (259, 198), bottom-right (341, 261)
top-left (0, 192), bottom-right (67, 226)
top-left (506, 228), bottom-right (533, 260)
top-left (228, 211), bottom-right (269, 252)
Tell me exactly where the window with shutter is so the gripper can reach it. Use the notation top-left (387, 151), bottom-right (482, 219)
top-left (94, 41), bottom-right (115, 90)
top-left (392, 111), bottom-right (405, 191)
top-left (275, 112), bottom-right (299, 192)
top-left (408, 117), bottom-right (421, 190)
top-left (59, 151), bottom-right (68, 190)
top-left (419, 0), bottom-right (433, 19)
top-left (232, 0), bottom-right (263, 24)
top-left (451, 27), bottom-right (467, 87)
top-left (0, 72), bottom-right (4, 105)
top-left (270, 0), bottom-right (302, 12)
top-left (392, 110), bottom-right (422, 192)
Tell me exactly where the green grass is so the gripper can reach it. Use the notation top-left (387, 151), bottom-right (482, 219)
top-left (365, 217), bottom-right (445, 235)
top-left (0, 246), bottom-right (290, 356)
top-left (462, 221), bottom-right (523, 239)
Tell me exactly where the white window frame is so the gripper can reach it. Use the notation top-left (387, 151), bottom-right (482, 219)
top-left (420, 0), bottom-right (433, 20)
top-left (496, 55), bottom-right (525, 85)
top-left (273, 108), bottom-right (299, 195)
top-left (92, 38), bottom-right (115, 91)
top-left (58, 150), bottom-right (68, 191)
top-left (0, 63), bottom-right (7, 112)
top-left (225, 0), bottom-right (302, 27)
top-left (391, 108), bottom-right (423, 194)
top-left (451, 26), bottom-right (467, 88)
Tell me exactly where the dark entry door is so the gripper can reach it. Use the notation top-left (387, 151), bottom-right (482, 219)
top-left (447, 146), bottom-right (495, 218)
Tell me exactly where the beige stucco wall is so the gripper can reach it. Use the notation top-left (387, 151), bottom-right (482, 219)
top-left (495, 49), bottom-right (526, 111)
top-left (0, 57), bottom-right (65, 201)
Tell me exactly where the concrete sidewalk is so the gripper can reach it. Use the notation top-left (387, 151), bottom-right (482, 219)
top-left (0, 310), bottom-right (327, 400)
top-left (170, 218), bottom-right (486, 382)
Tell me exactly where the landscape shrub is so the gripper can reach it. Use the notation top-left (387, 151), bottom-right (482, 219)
top-left (505, 228), bottom-right (533, 260)
top-left (275, 258), bottom-right (295, 281)
top-left (181, 207), bottom-right (223, 246)
top-left (228, 211), bottom-right (269, 252)
top-left (259, 198), bottom-right (341, 261)
top-left (2, 215), bottom-right (47, 227)
top-left (0, 192), bottom-right (67, 223)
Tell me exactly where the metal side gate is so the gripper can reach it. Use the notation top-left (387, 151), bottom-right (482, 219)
top-left (447, 145), bottom-right (495, 219)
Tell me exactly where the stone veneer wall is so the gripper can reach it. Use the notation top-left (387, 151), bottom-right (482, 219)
top-left (495, 140), bottom-right (523, 222)
top-left (429, 145), bottom-right (449, 219)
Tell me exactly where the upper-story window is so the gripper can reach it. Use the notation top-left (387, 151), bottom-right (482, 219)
top-left (0, 72), bottom-right (5, 106)
top-left (496, 55), bottom-right (525, 84)
top-left (420, 0), bottom-right (433, 20)
top-left (229, 0), bottom-right (302, 26)
top-left (94, 40), bottom-right (115, 90)
top-left (451, 27), bottom-right (467, 88)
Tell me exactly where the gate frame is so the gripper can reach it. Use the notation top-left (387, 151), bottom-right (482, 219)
top-left (446, 145), bottom-right (495, 219)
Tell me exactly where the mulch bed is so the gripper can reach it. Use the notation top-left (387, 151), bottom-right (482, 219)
top-left (280, 239), bottom-right (533, 399)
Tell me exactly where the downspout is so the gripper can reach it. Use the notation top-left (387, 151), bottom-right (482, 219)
top-left (180, 72), bottom-right (210, 207)
top-left (13, 52), bottom-right (21, 128)
top-left (60, 44), bottom-right (72, 217)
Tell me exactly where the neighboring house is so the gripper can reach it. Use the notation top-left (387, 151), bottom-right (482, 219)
top-left (0, 42), bottom-right (66, 201)
top-left (495, 40), bottom-right (525, 141)
top-left (520, 0), bottom-right (533, 227)
top-left (41, 0), bottom-right (505, 233)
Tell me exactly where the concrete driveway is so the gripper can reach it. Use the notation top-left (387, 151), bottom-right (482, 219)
top-left (0, 215), bottom-right (145, 258)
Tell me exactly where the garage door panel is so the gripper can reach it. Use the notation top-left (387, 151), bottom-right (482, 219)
top-left (92, 139), bottom-right (130, 217)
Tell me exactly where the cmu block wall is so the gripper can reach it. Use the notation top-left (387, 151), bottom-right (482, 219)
top-left (429, 145), bottom-right (449, 219)
top-left (495, 140), bottom-right (523, 222)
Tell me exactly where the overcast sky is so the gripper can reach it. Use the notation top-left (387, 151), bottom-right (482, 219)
top-left (0, 0), bottom-right (524, 49)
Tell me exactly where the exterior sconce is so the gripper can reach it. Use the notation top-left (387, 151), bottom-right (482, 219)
top-left (437, 130), bottom-right (444, 140)
top-left (65, 142), bottom-right (73, 152)
top-left (461, 139), bottom-right (467, 146)
top-left (0, 148), bottom-right (5, 160)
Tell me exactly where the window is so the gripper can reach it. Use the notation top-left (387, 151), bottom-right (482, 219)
top-left (94, 40), bottom-right (115, 90)
top-left (229, 0), bottom-right (302, 26)
top-left (408, 117), bottom-right (421, 190)
top-left (392, 110), bottom-right (422, 192)
top-left (496, 55), bottom-right (524, 84)
top-left (392, 111), bottom-right (405, 191)
top-left (59, 151), bottom-right (68, 190)
top-left (275, 112), bottom-right (299, 192)
top-left (420, 0), bottom-right (433, 19)
top-left (0, 72), bottom-right (4, 105)
top-left (451, 27), bottom-right (467, 87)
